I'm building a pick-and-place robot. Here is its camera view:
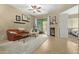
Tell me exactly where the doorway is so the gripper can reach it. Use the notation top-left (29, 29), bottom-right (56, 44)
top-left (37, 18), bottom-right (47, 34)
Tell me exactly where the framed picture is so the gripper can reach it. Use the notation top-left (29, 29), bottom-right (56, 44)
top-left (16, 15), bottom-right (21, 21)
top-left (22, 14), bottom-right (30, 22)
top-left (50, 16), bottom-right (57, 24)
top-left (22, 14), bottom-right (27, 20)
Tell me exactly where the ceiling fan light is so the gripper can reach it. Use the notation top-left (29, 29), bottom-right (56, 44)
top-left (28, 5), bottom-right (42, 13)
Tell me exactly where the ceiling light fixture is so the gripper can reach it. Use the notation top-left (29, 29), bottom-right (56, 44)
top-left (28, 5), bottom-right (42, 13)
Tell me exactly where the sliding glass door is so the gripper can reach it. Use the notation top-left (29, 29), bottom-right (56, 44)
top-left (37, 18), bottom-right (47, 34)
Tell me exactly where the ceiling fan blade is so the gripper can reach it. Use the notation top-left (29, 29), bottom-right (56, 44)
top-left (31, 5), bottom-right (33, 8)
top-left (28, 9), bottom-right (33, 10)
top-left (33, 11), bottom-right (36, 13)
top-left (31, 5), bottom-right (36, 9)
top-left (37, 7), bottom-right (41, 9)
top-left (37, 9), bottom-right (41, 12)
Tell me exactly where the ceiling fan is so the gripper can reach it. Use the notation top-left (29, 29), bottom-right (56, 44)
top-left (28, 5), bottom-right (42, 13)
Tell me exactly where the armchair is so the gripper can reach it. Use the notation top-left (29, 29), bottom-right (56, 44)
top-left (29, 28), bottom-right (39, 37)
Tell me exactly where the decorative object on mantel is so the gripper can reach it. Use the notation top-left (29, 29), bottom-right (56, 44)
top-left (22, 14), bottom-right (30, 22)
top-left (50, 16), bottom-right (57, 24)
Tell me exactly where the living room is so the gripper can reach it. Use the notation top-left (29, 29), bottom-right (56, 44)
top-left (0, 4), bottom-right (79, 54)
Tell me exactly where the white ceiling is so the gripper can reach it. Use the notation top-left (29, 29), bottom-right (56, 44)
top-left (61, 5), bottom-right (78, 15)
top-left (10, 4), bottom-right (63, 16)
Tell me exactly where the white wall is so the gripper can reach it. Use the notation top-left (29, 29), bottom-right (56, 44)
top-left (68, 18), bottom-right (78, 29)
top-left (58, 14), bottom-right (68, 38)
top-left (0, 5), bottom-right (34, 40)
top-left (59, 5), bottom-right (78, 38)
top-left (47, 16), bottom-right (50, 36)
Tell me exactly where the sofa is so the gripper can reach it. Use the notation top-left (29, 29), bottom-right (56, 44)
top-left (7, 29), bottom-right (29, 41)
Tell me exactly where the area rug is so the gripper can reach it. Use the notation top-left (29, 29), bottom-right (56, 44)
top-left (0, 34), bottom-right (48, 54)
